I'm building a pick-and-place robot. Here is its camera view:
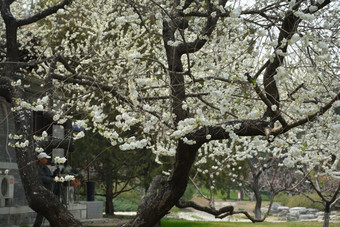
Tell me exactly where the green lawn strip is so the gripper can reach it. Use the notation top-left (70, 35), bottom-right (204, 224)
top-left (161, 220), bottom-right (338, 227)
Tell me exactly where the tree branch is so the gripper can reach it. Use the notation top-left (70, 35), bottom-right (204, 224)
top-left (247, 73), bottom-right (288, 128)
top-left (17, 0), bottom-right (72, 27)
top-left (176, 200), bottom-right (233, 217)
top-left (272, 92), bottom-right (340, 135)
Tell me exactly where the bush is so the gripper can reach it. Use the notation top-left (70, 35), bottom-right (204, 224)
top-left (113, 197), bottom-right (139, 211)
top-left (274, 192), bottom-right (323, 210)
top-left (181, 183), bottom-right (196, 201)
top-left (274, 193), bottom-right (290, 206)
top-left (113, 189), bottom-right (141, 211)
top-left (287, 193), bottom-right (323, 210)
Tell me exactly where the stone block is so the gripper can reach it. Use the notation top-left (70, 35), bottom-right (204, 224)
top-left (290, 207), bottom-right (307, 215)
top-left (306, 208), bottom-right (318, 214)
top-left (288, 214), bottom-right (299, 220)
top-left (277, 206), bottom-right (289, 212)
top-left (278, 210), bottom-right (289, 216)
top-left (300, 214), bottom-right (317, 219)
top-left (78, 201), bottom-right (103, 219)
top-left (81, 209), bottom-right (87, 219)
top-left (316, 211), bottom-right (324, 217)
top-left (271, 203), bottom-right (280, 213)
top-left (261, 207), bottom-right (268, 214)
top-left (289, 210), bottom-right (300, 218)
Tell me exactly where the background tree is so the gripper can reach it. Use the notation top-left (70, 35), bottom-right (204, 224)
top-left (72, 131), bottom-right (160, 215)
top-left (188, 139), bottom-right (249, 204)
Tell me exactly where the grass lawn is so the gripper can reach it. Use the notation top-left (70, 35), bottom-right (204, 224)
top-left (161, 220), bottom-right (338, 227)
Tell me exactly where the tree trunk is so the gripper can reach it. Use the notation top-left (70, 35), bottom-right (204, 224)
top-left (323, 203), bottom-right (330, 227)
top-left (253, 187), bottom-right (262, 219)
top-left (124, 142), bottom-right (198, 227)
top-left (105, 175), bottom-right (114, 215)
top-left (248, 159), bottom-right (262, 219)
top-left (153, 220), bottom-right (161, 227)
top-left (11, 96), bottom-right (82, 227)
top-left (226, 187), bottom-right (231, 200)
top-left (323, 211), bottom-right (330, 227)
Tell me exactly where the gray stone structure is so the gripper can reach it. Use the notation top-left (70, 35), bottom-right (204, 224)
top-left (0, 97), bottom-right (27, 208)
top-left (261, 203), bottom-right (339, 221)
top-left (0, 201), bottom-right (103, 226)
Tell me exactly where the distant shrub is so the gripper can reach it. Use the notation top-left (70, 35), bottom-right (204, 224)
top-left (113, 197), bottom-right (139, 211)
top-left (181, 183), bottom-right (196, 201)
top-left (274, 193), bottom-right (290, 206)
top-left (113, 189), bottom-right (141, 211)
top-left (287, 193), bottom-right (323, 210)
top-left (274, 192), bottom-right (323, 210)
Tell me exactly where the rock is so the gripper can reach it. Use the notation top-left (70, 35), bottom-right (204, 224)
top-left (289, 210), bottom-right (300, 218)
top-left (261, 207), bottom-right (268, 214)
top-left (306, 208), bottom-right (318, 214)
top-left (271, 203), bottom-right (280, 213)
top-left (290, 207), bottom-right (307, 215)
top-left (278, 210), bottom-right (289, 216)
top-left (317, 216), bottom-right (324, 222)
top-left (300, 214), bottom-right (317, 219)
top-left (316, 211), bottom-right (324, 217)
top-left (277, 206), bottom-right (289, 212)
top-left (288, 212), bottom-right (299, 220)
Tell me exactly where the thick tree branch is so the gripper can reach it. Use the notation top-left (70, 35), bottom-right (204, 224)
top-left (272, 92), bottom-right (340, 135)
top-left (188, 119), bottom-right (269, 145)
top-left (51, 73), bottom-right (130, 104)
top-left (261, 0), bottom-right (332, 123)
top-left (17, 0), bottom-right (72, 26)
top-left (0, 0), bottom-right (16, 22)
top-left (247, 73), bottom-right (288, 128)
top-left (176, 200), bottom-right (234, 217)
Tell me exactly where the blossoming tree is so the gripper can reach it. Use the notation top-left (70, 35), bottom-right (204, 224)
top-left (0, 0), bottom-right (339, 227)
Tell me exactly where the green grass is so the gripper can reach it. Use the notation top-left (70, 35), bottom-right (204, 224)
top-left (85, 219), bottom-right (339, 227)
top-left (161, 220), bottom-right (339, 227)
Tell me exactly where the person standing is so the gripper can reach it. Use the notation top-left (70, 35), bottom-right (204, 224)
top-left (33, 152), bottom-right (54, 227)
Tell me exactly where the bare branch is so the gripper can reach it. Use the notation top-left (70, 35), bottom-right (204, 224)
top-left (17, 0), bottom-right (72, 27)
top-left (176, 200), bottom-right (234, 217)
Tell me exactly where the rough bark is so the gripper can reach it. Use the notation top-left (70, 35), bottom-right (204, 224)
top-left (253, 186), bottom-right (262, 219)
top-left (105, 173), bottom-right (114, 215)
top-left (124, 142), bottom-right (198, 227)
top-left (11, 88), bottom-right (82, 227)
top-left (323, 204), bottom-right (330, 227)
top-left (176, 200), bottom-right (233, 217)
top-left (248, 160), bottom-right (263, 219)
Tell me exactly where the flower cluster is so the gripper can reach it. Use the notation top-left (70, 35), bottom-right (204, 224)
top-left (54, 156), bottom-right (67, 164)
top-left (54, 175), bottom-right (75, 182)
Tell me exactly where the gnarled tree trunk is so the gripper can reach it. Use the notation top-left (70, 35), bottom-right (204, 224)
top-left (125, 142), bottom-right (198, 227)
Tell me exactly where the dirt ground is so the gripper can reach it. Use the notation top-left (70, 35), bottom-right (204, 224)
top-left (81, 198), bottom-right (280, 226)
top-left (192, 197), bottom-right (269, 214)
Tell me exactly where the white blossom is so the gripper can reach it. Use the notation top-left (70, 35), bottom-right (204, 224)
top-left (54, 156), bottom-right (67, 164)
top-left (73, 131), bottom-right (85, 140)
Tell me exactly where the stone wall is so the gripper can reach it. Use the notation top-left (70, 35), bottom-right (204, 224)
top-left (0, 201), bottom-right (103, 226)
top-left (0, 97), bottom-right (27, 207)
top-left (0, 96), bottom-right (15, 164)
top-left (261, 203), bottom-right (338, 221)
